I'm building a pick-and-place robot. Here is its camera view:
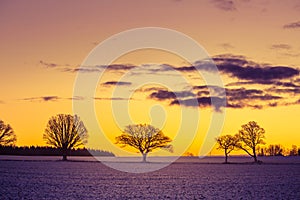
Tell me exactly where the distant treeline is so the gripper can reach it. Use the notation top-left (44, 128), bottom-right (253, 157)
top-left (258, 144), bottom-right (300, 156)
top-left (0, 146), bottom-right (115, 157)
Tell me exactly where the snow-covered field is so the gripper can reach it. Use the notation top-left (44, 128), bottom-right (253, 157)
top-left (0, 156), bottom-right (299, 199)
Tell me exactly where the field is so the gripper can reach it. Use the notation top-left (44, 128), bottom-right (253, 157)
top-left (0, 156), bottom-right (299, 199)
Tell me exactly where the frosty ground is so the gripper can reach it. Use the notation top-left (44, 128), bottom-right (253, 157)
top-left (0, 156), bottom-right (299, 199)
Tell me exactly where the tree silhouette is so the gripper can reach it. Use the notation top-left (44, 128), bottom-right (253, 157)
top-left (43, 114), bottom-right (88, 160)
top-left (289, 145), bottom-right (298, 156)
top-left (216, 134), bottom-right (238, 163)
top-left (115, 124), bottom-right (173, 162)
top-left (0, 120), bottom-right (16, 146)
top-left (266, 144), bottom-right (284, 156)
top-left (236, 121), bottom-right (265, 162)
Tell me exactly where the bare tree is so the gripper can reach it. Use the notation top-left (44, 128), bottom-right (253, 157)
top-left (236, 121), bottom-right (265, 162)
top-left (289, 145), bottom-right (298, 156)
top-left (0, 120), bottom-right (16, 146)
top-left (43, 114), bottom-right (88, 160)
top-left (216, 134), bottom-right (238, 163)
top-left (115, 124), bottom-right (173, 162)
top-left (266, 144), bottom-right (284, 156)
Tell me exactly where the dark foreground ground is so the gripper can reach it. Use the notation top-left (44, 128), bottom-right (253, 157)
top-left (0, 156), bottom-right (299, 199)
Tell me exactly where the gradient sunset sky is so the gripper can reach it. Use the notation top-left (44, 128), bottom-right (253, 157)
top-left (1, 0), bottom-right (300, 156)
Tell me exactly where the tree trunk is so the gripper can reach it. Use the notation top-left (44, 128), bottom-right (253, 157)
top-left (62, 149), bottom-right (68, 161)
top-left (253, 147), bottom-right (257, 162)
top-left (142, 153), bottom-right (147, 162)
top-left (224, 149), bottom-right (228, 164)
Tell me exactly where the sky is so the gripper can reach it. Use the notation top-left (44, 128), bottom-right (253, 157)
top-left (0, 0), bottom-right (300, 156)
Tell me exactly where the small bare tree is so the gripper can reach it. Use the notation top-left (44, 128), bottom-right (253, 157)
top-left (115, 124), bottom-right (173, 162)
top-left (43, 114), bottom-right (88, 160)
top-left (216, 134), bottom-right (238, 163)
top-left (236, 121), bottom-right (265, 162)
top-left (0, 120), bottom-right (16, 146)
top-left (266, 144), bottom-right (284, 156)
top-left (289, 145), bottom-right (298, 156)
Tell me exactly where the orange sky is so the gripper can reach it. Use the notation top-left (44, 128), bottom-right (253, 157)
top-left (0, 0), bottom-right (300, 156)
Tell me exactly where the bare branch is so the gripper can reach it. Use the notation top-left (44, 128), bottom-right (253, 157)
top-left (0, 120), bottom-right (16, 146)
top-left (115, 124), bottom-right (173, 162)
top-left (43, 114), bottom-right (88, 160)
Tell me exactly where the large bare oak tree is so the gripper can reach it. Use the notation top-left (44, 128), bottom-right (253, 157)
top-left (115, 124), bottom-right (173, 162)
top-left (236, 121), bottom-right (265, 162)
top-left (43, 114), bottom-right (88, 160)
top-left (0, 120), bottom-right (16, 146)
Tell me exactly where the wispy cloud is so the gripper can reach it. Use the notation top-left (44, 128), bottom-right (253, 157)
top-left (41, 60), bottom-right (136, 73)
top-left (227, 80), bottom-right (300, 87)
top-left (63, 64), bottom-right (136, 73)
top-left (102, 81), bottom-right (132, 86)
top-left (19, 96), bottom-right (85, 102)
top-left (211, 0), bottom-right (237, 11)
top-left (39, 60), bottom-right (60, 68)
top-left (219, 43), bottom-right (235, 50)
top-left (39, 60), bottom-right (73, 68)
top-left (270, 44), bottom-right (292, 50)
top-left (20, 96), bottom-right (60, 102)
top-left (283, 20), bottom-right (300, 29)
top-left (94, 97), bottom-right (132, 101)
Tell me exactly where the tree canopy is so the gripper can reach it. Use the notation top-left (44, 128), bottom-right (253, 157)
top-left (115, 124), bottom-right (173, 162)
top-left (236, 121), bottom-right (265, 162)
top-left (43, 114), bottom-right (88, 160)
top-left (216, 134), bottom-right (238, 163)
top-left (0, 120), bottom-right (16, 146)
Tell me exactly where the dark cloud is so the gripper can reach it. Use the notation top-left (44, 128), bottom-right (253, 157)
top-left (270, 44), bottom-right (292, 50)
top-left (102, 81), bottom-right (132, 86)
top-left (149, 89), bottom-right (195, 101)
top-left (193, 85), bottom-right (282, 109)
top-left (148, 88), bottom-right (225, 111)
top-left (283, 21), bottom-right (300, 29)
top-left (211, 0), bottom-right (237, 11)
top-left (274, 82), bottom-right (299, 88)
top-left (226, 88), bottom-right (264, 100)
top-left (224, 87), bottom-right (282, 109)
top-left (174, 66), bottom-right (196, 72)
top-left (213, 54), bottom-right (299, 81)
top-left (266, 87), bottom-right (300, 95)
top-left (175, 61), bottom-right (218, 73)
top-left (213, 54), bottom-right (250, 66)
top-left (105, 64), bottom-right (136, 71)
top-left (145, 82), bottom-right (300, 110)
top-left (149, 90), bottom-right (177, 100)
top-left (222, 64), bottom-right (298, 81)
top-left (170, 97), bottom-right (226, 112)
